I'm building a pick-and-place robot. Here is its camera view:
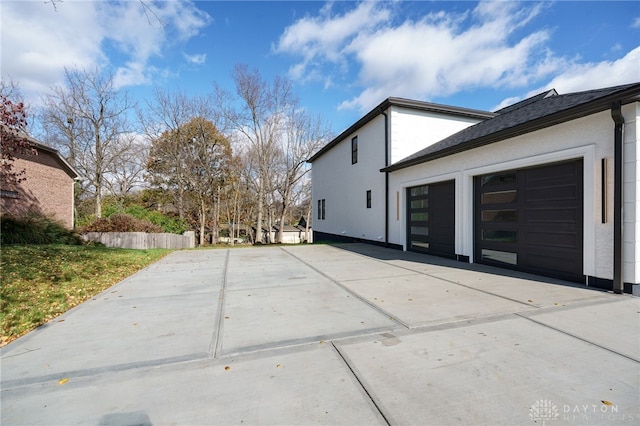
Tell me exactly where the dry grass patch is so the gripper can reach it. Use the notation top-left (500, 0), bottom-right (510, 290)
top-left (0, 245), bottom-right (170, 346)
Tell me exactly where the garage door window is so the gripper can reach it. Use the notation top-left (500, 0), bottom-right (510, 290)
top-left (481, 249), bottom-right (517, 265)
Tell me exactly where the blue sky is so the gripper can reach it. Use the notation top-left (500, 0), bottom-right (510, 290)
top-left (2, 1), bottom-right (639, 135)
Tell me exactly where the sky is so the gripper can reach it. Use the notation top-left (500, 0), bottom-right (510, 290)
top-left (1, 0), bottom-right (639, 136)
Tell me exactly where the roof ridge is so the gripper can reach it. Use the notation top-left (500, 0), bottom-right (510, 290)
top-left (494, 89), bottom-right (558, 114)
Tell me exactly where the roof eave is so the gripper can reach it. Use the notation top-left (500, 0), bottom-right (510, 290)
top-left (28, 138), bottom-right (81, 179)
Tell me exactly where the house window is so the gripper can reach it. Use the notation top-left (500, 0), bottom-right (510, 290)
top-left (366, 190), bottom-right (371, 208)
top-left (318, 199), bottom-right (326, 220)
top-left (351, 136), bottom-right (358, 164)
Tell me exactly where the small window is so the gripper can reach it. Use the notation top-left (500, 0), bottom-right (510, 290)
top-left (321, 199), bottom-right (326, 220)
top-left (318, 200), bottom-right (322, 220)
top-left (366, 190), bottom-right (371, 208)
top-left (351, 136), bottom-right (358, 164)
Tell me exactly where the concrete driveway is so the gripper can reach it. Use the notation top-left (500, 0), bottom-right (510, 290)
top-left (2, 244), bottom-right (638, 425)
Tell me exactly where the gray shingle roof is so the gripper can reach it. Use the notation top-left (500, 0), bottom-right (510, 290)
top-left (383, 83), bottom-right (640, 172)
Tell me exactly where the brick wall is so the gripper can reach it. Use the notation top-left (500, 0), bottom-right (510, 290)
top-left (0, 148), bottom-right (76, 229)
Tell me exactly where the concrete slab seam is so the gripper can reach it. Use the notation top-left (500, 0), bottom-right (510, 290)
top-left (330, 341), bottom-right (392, 426)
top-left (0, 352), bottom-right (210, 390)
top-left (279, 247), bottom-right (410, 329)
top-left (516, 295), bottom-right (632, 316)
top-left (210, 249), bottom-right (230, 358)
top-left (217, 325), bottom-right (402, 359)
top-left (515, 313), bottom-right (640, 363)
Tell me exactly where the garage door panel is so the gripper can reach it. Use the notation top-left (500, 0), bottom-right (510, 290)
top-left (526, 207), bottom-right (579, 223)
top-left (408, 180), bottom-right (455, 259)
top-left (475, 159), bottom-right (583, 282)
top-left (526, 185), bottom-right (578, 202)
top-left (525, 249), bottom-right (582, 280)
top-left (526, 230), bottom-right (580, 248)
top-left (525, 161), bottom-right (579, 181)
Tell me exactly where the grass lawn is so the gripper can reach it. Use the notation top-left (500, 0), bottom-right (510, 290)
top-left (0, 245), bottom-right (170, 346)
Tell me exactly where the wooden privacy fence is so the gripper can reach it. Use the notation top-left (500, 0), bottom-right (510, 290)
top-left (82, 231), bottom-right (196, 249)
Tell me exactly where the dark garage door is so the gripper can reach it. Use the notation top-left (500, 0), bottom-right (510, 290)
top-left (407, 180), bottom-right (455, 258)
top-left (474, 159), bottom-right (584, 282)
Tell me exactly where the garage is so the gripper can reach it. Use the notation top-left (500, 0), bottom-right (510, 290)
top-left (407, 180), bottom-right (455, 258)
top-left (474, 159), bottom-right (584, 282)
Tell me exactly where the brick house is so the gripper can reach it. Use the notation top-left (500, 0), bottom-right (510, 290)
top-left (1, 140), bottom-right (79, 229)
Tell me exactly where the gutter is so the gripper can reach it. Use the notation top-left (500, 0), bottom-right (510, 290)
top-left (381, 109), bottom-right (389, 248)
top-left (611, 101), bottom-right (624, 294)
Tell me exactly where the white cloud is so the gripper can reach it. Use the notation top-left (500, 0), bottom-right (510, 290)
top-left (276, 1), bottom-right (639, 113)
top-left (339, 2), bottom-right (564, 111)
top-left (274, 1), bottom-right (391, 81)
top-left (184, 53), bottom-right (207, 65)
top-left (0, 0), bottom-right (210, 104)
top-left (532, 47), bottom-right (640, 96)
top-left (492, 47), bottom-right (640, 111)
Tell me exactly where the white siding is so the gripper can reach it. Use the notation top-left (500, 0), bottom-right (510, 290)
top-left (389, 106), bottom-right (484, 164)
top-left (623, 102), bottom-right (639, 283)
top-left (312, 106), bottom-right (486, 243)
top-left (389, 105), bottom-right (640, 284)
top-left (312, 116), bottom-right (386, 241)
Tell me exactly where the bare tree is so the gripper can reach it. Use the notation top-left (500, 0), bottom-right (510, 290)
top-left (103, 133), bottom-right (148, 203)
top-left (40, 67), bottom-right (135, 218)
top-left (215, 64), bottom-right (296, 243)
top-left (274, 108), bottom-right (330, 242)
top-left (0, 78), bottom-right (24, 105)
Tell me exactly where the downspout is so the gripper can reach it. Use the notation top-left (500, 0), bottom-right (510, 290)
top-left (381, 110), bottom-right (389, 248)
top-left (611, 101), bottom-right (624, 294)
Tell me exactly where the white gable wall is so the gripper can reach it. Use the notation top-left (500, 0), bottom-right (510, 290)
top-left (389, 106), bottom-right (485, 164)
top-left (389, 104), bottom-right (640, 285)
top-left (312, 116), bottom-right (386, 241)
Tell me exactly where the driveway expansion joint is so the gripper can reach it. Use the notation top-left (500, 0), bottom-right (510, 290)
top-left (515, 312), bottom-right (640, 363)
top-left (279, 246), bottom-right (410, 329)
top-left (330, 341), bottom-right (392, 426)
top-left (210, 249), bottom-right (230, 358)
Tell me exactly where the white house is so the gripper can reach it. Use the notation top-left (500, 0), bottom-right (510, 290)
top-left (309, 83), bottom-right (640, 295)
top-left (309, 98), bottom-right (493, 245)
